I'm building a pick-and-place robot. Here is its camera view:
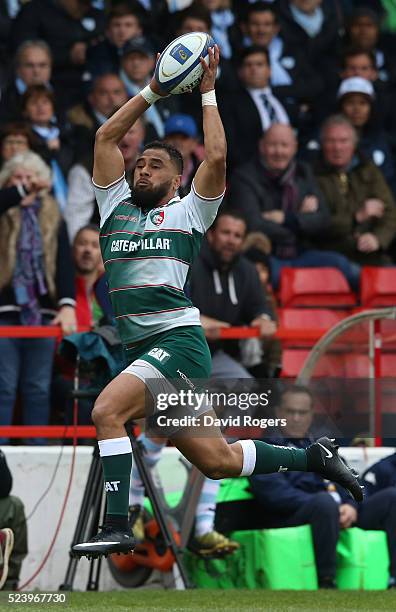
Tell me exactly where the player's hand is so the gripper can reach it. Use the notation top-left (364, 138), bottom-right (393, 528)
top-left (52, 306), bottom-right (77, 336)
top-left (200, 44), bottom-right (220, 94)
top-left (149, 53), bottom-right (171, 97)
top-left (339, 503), bottom-right (357, 528)
top-left (262, 210), bottom-right (285, 224)
top-left (357, 232), bottom-right (380, 253)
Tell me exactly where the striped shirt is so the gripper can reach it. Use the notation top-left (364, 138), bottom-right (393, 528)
top-left (94, 174), bottom-right (224, 344)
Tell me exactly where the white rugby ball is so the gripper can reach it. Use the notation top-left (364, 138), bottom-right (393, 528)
top-left (155, 31), bottom-right (215, 95)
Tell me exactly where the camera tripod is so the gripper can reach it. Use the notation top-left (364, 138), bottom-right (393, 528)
top-left (59, 395), bottom-right (204, 591)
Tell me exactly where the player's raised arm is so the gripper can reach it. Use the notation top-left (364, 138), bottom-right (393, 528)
top-left (193, 45), bottom-right (227, 198)
top-left (93, 75), bottom-right (166, 187)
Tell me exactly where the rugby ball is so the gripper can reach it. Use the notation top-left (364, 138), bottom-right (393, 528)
top-left (155, 32), bottom-right (215, 95)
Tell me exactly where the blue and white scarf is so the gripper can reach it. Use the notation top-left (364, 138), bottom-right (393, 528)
top-left (290, 4), bottom-right (324, 38)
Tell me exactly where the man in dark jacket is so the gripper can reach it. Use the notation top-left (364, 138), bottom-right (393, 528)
top-left (250, 385), bottom-right (396, 588)
top-left (313, 114), bottom-right (396, 266)
top-left (189, 210), bottom-right (277, 378)
top-left (0, 450), bottom-right (28, 590)
top-left (227, 123), bottom-right (358, 289)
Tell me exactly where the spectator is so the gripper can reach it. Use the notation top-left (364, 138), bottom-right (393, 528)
top-left (0, 40), bottom-right (52, 123)
top-left (64, 117), bottom-right (145, 240)
top-left (339, 48), bottom-right (394, 132)
top-left (343, 7), bottom-right (395, 85)
top-left (232, 2), bottom-right (324, 131)
top-left (312, 114), bottom-right (396, 268)
top-left (0, 151), bottom-right (76, 444)
top-left (337, 77), bottom-right (396, 196)
top-left (67, 73), bottom-right (128, 160)
top-left (227, 123), bottom-right (358, 289)
top-left (163, 114), bottom-right (203, 198)
top-left (21, 85), bottom-right (75, 212)
top-left (119, 37), bottom-right (178, 140)
top-left (0, 450), bottom-right (27, 591)
top-left (86, 3), bottom-right (144, 81)
top-left (250, 384), bottom-right (396, 589)
top-left (10, 0), bottom-right (106, 109)
top-left (0, 123), bottom-right (35, 170)
top-left (73, 224), bottom-right (112, 328)
top-left (277, 0), bottom-right (340, 90)
top-left (197, 0), bottom-right (234, 59)
top-left (189, 210), bottom-right (277, 378)
top-left (243, 231), bottom-right (283, 378)
top-left (219, 46), bottom-right (289, 169)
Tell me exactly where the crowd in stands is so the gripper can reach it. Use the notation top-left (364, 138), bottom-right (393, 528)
top-left (0, 0), bottom-right (396, 433)
top-left (2, 0), bottom-right (396, 588)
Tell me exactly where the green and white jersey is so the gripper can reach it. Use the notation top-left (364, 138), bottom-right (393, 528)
top-left (94, 174), bottom-right (224, 344)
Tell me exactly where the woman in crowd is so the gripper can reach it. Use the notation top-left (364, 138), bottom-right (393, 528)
top-left (0, 151), bottom-right (76, 444)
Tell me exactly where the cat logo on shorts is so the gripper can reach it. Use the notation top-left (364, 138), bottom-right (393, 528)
top-left (148, 347), bottom-right (170, 363)
top-left (150, 210), bottom-right (164, 226)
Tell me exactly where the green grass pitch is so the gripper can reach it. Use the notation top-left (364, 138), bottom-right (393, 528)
top-left (1, 590), bottom-right (396, 612)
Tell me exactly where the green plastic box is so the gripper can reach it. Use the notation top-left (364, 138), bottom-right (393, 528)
top-left (336, 527), bottom-right (389, 590)
top-left (185, 525), bottom-right (318, 590)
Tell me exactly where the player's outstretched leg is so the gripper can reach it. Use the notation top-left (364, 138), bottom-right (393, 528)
top-left (172, 421), bottom-right (364, 503)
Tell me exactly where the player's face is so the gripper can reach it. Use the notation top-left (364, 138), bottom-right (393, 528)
top-left (107, 15), bottom-right (142, 48)
top-left (89, 77), bottom-right (128, 117)
top-left (239, 53), bottom-right (270, 89)
top-left (341, 94), bottom-right (371, 128)
top-left (277, 392), bottom-right (313, 438)
top-left (73, 229), bottom-right (102, 275)
top-left (246, 11), bottom-right (279, 47)
top-left (321, 124), bottom-right (356, 169)
top-left (349, 17), bottom-right (378, 50)
top-left (18, 48), bottom-right (52, 86)
top-left (259, 127), bottom-right (297, 171)
top-left (342, 55), bottom-right (377, 81)
top-left (133, 149), bottom-right (180, 209)
top-left (208, 216), bottom-right (246, 264)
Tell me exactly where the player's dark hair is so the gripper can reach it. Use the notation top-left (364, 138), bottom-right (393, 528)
top-left (341, 47), bottom-right (376, 69)
top-left (280, 385), bottom-right (314, 408)
top-left (237, 45), bottom-right (270, 67)
top-left (143, 141), bottom-right (184, 175)
top-left (211, 209), bottom-right (247, 231)
top-left (246, 1), bottom-right (278, 23)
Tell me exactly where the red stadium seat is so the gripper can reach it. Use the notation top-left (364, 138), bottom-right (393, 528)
top-left (279, 268), bottom-right (356, 308)
top-left (278, 308), bottom-right (347, 347)
top-left (281, 349), bottom-right (345, 378)
top-left (360, 267), bottom-right (396, 307)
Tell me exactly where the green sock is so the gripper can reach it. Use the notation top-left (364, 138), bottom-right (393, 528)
top-left (99, 437), bottom-right (132, 516)
top-left (252, 440), bottom-right (307, 474)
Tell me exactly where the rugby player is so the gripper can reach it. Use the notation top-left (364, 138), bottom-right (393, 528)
top-left (73, 45), bottom-right (363, 558)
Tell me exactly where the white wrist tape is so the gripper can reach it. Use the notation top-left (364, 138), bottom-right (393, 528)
top-left (201, 90), bottom-right (217, 107)
top-left (140, 85), bottom-right (162, 106)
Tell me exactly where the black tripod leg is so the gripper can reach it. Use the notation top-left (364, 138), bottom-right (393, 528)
top-left (131, 434), bottom-right (193, 588)
top-left (59, 445), bottom-right (104, 591)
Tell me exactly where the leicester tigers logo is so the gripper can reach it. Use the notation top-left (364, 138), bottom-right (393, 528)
top-left (150, 210), bottom-right (164, 226)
